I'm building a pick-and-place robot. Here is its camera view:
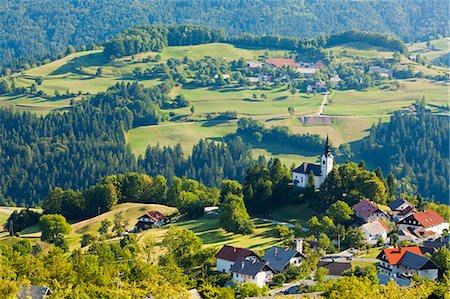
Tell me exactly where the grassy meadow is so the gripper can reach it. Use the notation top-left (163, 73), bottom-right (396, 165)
top-left (408, 37), bottom-right (450, 61)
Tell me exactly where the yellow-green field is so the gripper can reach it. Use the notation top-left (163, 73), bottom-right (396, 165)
top-left (408, 37), bottom-right (450, 61)
top-left (327, 42), bottom-right (395, 60)
top-left (324, 79), bottom-right (449, 116)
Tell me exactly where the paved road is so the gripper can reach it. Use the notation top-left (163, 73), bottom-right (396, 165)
top-left (257, 217), bottom-right (309, 232)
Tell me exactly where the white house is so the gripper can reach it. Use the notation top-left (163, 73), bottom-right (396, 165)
top-left (397, 210), bottom-right (449, 237)
top-left (353, 199), bottom-right (390, 223)
top-left (368, 66), bottom-right (393, 78)
top-left (230, 258), bottom-right (274, 287)
top-left (360, 219), bottom-right (389, 245)
top-left (134, 211), bottom-right (167, 231)
top-left (292, 136), bottom-right (333, 189)
top-left (262, 246), bottom-right (304, 273)
top-left (377, 246), bottom-right (439, 281)
top-left (215, 245), bottom-right (258, 273)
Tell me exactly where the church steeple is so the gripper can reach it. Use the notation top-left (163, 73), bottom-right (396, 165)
top-left (323, 135), bottom-right (331, 156)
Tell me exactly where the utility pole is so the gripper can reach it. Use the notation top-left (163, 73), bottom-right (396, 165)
top-left (338, 234), bottom-right (341, 252)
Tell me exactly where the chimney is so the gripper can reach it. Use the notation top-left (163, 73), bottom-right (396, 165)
top-left (293, 238), bottom-right (303, 254)
top-left (241, 261), bottom-right (245, 269)
top-left (275, 248), bottom-right (278, 255)
top-left (234, 246), bottom-right (236, 252)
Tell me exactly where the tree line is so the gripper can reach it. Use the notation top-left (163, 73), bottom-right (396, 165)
top-left (361, 104), bottom-right (449, 202)
top-left (1, 0), bottom-right (447, 74)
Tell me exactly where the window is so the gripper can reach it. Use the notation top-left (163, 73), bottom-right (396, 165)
top-left (323, 161), bottom-right (325, 164)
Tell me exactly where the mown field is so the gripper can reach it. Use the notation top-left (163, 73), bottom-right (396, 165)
top-left (0, 203), bottom-right (287, 255)
top-left (408, 37), bottom-right (450, 61)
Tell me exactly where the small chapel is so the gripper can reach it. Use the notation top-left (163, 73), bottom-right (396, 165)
top-left (292, 136), bottom-right (333, 189)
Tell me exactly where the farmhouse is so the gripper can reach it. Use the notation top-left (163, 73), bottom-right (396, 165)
top-left (247, 60), bottom-right (264, 70)
top-left (397, 210), bottom-right (449, 237)
top-left (377, 246), bottom-right (439, 281)
top-left (262, 246), bottom-right (304, 273)
top-left (215, 245), bottom-right (259, 273)
top-left (360, 219), bottom-right (389, 245)
top-left (265, 58), bottom-right (299, 69)
top-left (292, 136), bottom-right (333, 189)
top-left (353, 199), bottom-right (390, 222)
top-left (134, 210), bottom-right (167, 231)
top-left (297, 67), bottom-right (316, 78)
top-left (230, 258), bottom-right (274, 287)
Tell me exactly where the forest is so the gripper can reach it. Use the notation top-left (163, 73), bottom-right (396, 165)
top-left (0, 0), bottom-right (448, 71)
top-left (361, 104), bottom-right (449, 203)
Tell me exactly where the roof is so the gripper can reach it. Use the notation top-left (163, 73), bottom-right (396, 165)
top-left (317, 261), bottom-right (351, 276)
top-left (140, 210), bottom-right (167, 222)
top-left (389, 197), bottom-right (412, 211)
top-left (19, 285), bottom-right (51, 299)
top-left (265, 58), bottom-right (299, 68)
top-left (377, 274), bottom-right (411, 287)
top-left (361, 219), bottom-right (389, 236)
top-left (262, 246), bottom-right (302, 272)
top-left (215, 245), bottom-right (257, 262)
top-left (377, 246), bottom-right (423, 265)
top-left (353, 200), bottom-right (380, 219)
top-left (229, 258), bottom-right (273, 276)
top-left (297, 67), bottom-right (316, 74)
top-left (400, 250), bottom-right (438, 270)
top-left (410, 210), bottom-right (446, 228)
top-left (292, 162), bottom-right (321, 176)
top-left (247, 60), bottom-right (263, 68)
top-left (423, 240), bottom-right (449, 250)
top-left (398, 205), bottom-right (416, 216)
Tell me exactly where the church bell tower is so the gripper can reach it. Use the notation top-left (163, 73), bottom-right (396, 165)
top-left (321, 135), bottom-right (334, 179)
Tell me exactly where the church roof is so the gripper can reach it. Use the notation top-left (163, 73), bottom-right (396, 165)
top-left (293, 163), bottom-right (321, 176)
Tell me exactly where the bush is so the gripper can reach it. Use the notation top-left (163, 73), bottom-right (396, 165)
top-left (271, 273), bottom-right (286, 286)
top-left (81, 233), bottom-right (97, 247)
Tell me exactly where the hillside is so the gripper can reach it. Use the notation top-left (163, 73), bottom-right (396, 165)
top-left (0, 0), bottom-right (448, 69)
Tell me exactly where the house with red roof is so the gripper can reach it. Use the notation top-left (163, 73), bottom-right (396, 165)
top-left (377, 246), bottom-right (439, 281)
top-left (397, 210), bottom-right (449, 238)
top-left (264, 58), bottom-right (299, 69)
top-left (134, 210), bottom-right (168, 231)
top-left (215, 245), bottom-right (259, 273)
top-left (353, 199), bottom-right (389, 223)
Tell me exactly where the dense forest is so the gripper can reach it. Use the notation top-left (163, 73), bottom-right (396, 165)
top-left (0, 0), bottom-right (448, 69)
top-left (361, 105), bottom-right (449, 203)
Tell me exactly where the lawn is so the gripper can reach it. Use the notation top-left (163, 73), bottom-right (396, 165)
top-left (268, 203), bottom-right (319, 224)
top-left (324, 79), bottom-right (449, 116)
top-left (0, 94), bottom-right (72, 114)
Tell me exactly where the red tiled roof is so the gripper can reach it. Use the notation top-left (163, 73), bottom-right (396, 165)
top-left (380, 246), bottom-right (423, 265)
top-left (353, 200), bottom-right (378, 219)
top-left (215, 245), bottom-right (257, 262)
top-left (265, 58), bottom-right (299, 68)
top-left (412, 210), bottom-right (446, 228)
top-left (141, 210), bottom-right (167, 222)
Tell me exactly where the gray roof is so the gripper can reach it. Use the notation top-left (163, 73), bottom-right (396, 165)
top-left (262, 246), bottom-right (303, 272)
top-left (389, 197), bottom-right (411, 211)
top-left (230, 258), bottom-right (273, 276)
top-left (377, 274), bottom-right (411, 287)
top-left (19, 286), bottom-right (51, 299)
top-left (399, 251), bottom-right (438, 270)
top-left (293, 163), bottom-right (321, 176)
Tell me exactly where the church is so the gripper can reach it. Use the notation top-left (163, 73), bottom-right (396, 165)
top-left (292, 136), bottom-right (333, 189)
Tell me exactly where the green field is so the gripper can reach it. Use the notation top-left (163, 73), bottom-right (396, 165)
top-left (408, 37), bottom-right (450, 61)
top-left (324, 79), bottom-right (449, 116)
top-left (327, 42), bottom-right (395, 60)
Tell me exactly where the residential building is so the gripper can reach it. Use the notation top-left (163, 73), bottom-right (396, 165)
top-left (18, 285), bottom-right (52, 299)
top-left (360, 219), bottom-right (389, 245)
top-left (134, 210), bottom-right (167, 231)
top-left (230, 258), bottom-right (274, 287)
top-left (297, 67), bottom-right (316, 78)
top-left (292, 136), bottom-right (333, 189)
top-left (377, 273), bottom-right (411, 287)
top-left (215, 245), bottom-right (258, 273)
top-left (368, 66), bottom-right (393, 78)
top-left (317, 260), bottom-right (352, 279)
top-left (377, 246), bottom-right (439, 281)
top-left (397, 210), bottom-right (449, 237)
top-left (247, 60), bottom-right (264, 70)
top-left (262, 246), bottom-right (304, 273)
top-left (265, 58), bottom-right (299, 69)
top-left (353, 199), bottom-right (390, 223)
top-left (389, 197), bottom-right (416, 221)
